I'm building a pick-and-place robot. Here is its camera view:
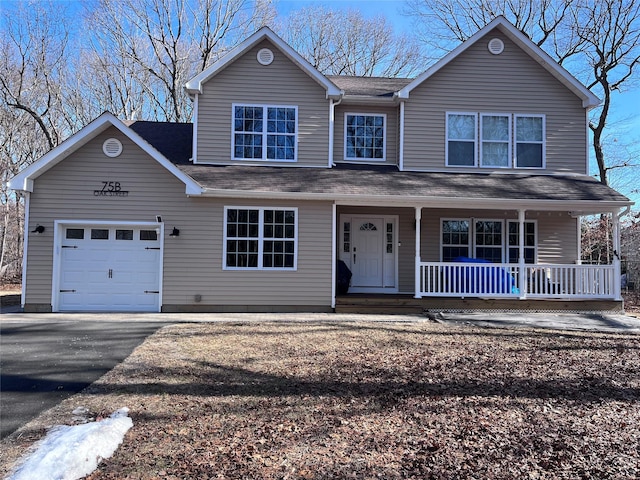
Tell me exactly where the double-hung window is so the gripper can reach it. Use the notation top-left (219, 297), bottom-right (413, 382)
top-left (233, 105), bottom-right (297, 161)
top-left (446, 112), bottom-right (545, 168)
top-left (441, 219), bottom-right (537, 263)
top-left (345, 113), bottom-right (385, 161)
top-left (480, 114), bottom-right (510, 168)
top-left (446, 113), bottom-right (477, 166)
top-left (515, 115), bottom-right (545, 168)
top-left (224, 207), bottom-right (297, 269)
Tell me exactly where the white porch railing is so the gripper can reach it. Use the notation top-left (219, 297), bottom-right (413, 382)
top-left (419, 262), bottom-right (616, 299)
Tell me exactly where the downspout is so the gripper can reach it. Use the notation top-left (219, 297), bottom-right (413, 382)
top-left (191, 94), bottom-right (199, 163)
top-left (328, 95), bottom-right (343, 167)
top-left (20, 192), bottom-right (30, 308)
top-left (399, 101), bottom-right (405, 171)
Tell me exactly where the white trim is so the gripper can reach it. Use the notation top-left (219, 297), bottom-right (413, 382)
top-left (222, 206), bottom-right (299, 271)
top-left (480, 113), bottom-right (511, 169)
top-left (20, 193), bottom-right (30, 308)
top-left (329, 100), bottom-right (335, 167)
top-left (184, 27), bottom-right (342, 100)
top-left (51, 220), bottom-right (164, 312)
top-left (414, 207), bottom-right (422, 299)
top-left (398, 16), bottom-right (600, 109)
top-left (231, 104), bottom-right (298, 162)
top-left (8, 112), bottom-right (203, 195)
top-left (446, 112), bottom-right (478, 167)
top-left (514, 114), bottom-right (546, 169)
top-left (191, 94), bottom-right (199, 163)
top-left (343, 112), bottom-right (387, 162)
top-left (506, 219), bottom-right (538, 264)
top-left (440, 218), bottom-right (472, 262)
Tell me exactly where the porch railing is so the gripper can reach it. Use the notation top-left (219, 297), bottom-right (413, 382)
top-left (419, 262), bottom-right (616, 299)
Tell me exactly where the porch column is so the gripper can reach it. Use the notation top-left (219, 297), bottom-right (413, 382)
top-left (518, 209), bottom-right (527, 299)
top-left (414, 207), bottom-right (422, 299)
top-left (613, 211), bottom-right (622, 301)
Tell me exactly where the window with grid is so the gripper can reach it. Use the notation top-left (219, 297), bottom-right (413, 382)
top-left (224, 207), bottom-right (297, 269)
top-left (507, 221), bottom-right (537, 263)
top-left (345, 114), bottom-right (385, 160)
top-left (233, 105), bottom-right (297, 161)
top-left (474, 220), bottom-right (504, 262)
top-left (442, 220), bottom-right (470, 261)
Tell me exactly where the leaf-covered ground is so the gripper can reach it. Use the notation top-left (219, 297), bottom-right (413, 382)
top-left (2, 321), bottom-right (639, 479)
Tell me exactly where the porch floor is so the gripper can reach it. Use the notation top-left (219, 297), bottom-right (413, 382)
top-left (335, 294), bottom-right (624, 315)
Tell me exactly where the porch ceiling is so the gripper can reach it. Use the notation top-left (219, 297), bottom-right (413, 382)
top-left (179, 164), bottom-right (632, 211)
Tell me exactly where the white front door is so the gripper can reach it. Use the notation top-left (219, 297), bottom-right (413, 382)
top-left (56, 224), bottom-right (162, 312)
top-left (351, 217), bottom-right (384, 288)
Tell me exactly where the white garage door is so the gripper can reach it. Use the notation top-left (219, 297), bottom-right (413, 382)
top-left (57, 225), bottom-right (162, 312)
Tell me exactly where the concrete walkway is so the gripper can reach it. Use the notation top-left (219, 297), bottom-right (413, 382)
top-left (2, 310), bottom-right (640, 333)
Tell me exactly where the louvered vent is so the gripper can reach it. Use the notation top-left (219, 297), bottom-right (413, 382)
top-left (488, 38), bottom-right (504, 55)
top-left (257, 48), bottom-right (274, 65)
top-left (103, 138), bottom-right (123, 157)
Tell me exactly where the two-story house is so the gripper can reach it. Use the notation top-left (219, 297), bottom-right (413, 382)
top-left (9, 17), bottom-right (633, 313)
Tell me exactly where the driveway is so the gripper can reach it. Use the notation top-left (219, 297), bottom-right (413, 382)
top-left (0, 317), bottom-right (168, 438)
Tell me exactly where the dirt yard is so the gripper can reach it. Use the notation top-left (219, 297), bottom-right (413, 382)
top-left (1, 321), bottom-right (638, 479)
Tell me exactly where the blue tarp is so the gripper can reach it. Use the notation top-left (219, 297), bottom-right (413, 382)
top-left (451, 257), bottom-right (520, 294)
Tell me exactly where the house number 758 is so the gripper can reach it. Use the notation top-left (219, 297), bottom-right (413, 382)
top-left (101, 181), bottom-right (122, 192)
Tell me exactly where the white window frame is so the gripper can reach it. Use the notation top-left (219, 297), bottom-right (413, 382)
top-left (231, 104), bottom-right (298, 162)
top-left (223, 206), bottom-right (298, 271)
top-left (446, 112), bottom-right (478, 167)
top-left (440, 218), bottom-right (539, 264)
top-left (473, 218), bottom-right (505, 262)
top-left (480, 113), bottom-right (511, 169)
top-left (344, 113), bottom-right (386, 162)
top-left (440, 218), bottom-right (472, 261)
top-left (514, 114), bottom-right (546, 169)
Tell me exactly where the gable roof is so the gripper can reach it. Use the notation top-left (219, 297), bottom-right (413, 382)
top-left (8, 112), bottom-right (203, 195)
top-left (327, 76), bottom-right (412, 98)
top-left (184, 27), bottom-right (342, 100)
top-left (398, 16), bottom-right (600, 109)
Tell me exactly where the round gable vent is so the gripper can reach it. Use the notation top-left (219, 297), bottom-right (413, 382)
top-left (257, 48), bottom-right (274, 65)
top-left (103, 138), bottom-right (123, 157)
top-left (488, 38), bottom-right (504, 55)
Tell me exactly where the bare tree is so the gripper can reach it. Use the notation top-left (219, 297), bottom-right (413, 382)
top-left (405, 0), bottom-right (640, 187)
top-left (280, 5), bottom-right (425, 77)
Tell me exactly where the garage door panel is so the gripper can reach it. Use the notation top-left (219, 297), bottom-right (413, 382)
top-left (58, 225), bottom-right (161, 312)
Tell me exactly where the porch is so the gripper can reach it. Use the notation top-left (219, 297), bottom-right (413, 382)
top-left (335, 293), bottom-right (623, 315)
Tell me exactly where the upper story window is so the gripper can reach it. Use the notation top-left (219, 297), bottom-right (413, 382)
top-left (344, 113), bottom-right (386, 161)
top-left (446, 113), bottom-right (477, 166)
top-left (233, 105), bottom-right (297, 162)
top-left (515, 115), bottom-right (545, 168)
top-left (224, 207), bottom-right (297, 270)
top-left (446, 112), bottom-right (545, 169)
top-left (480, 114), bottom-right (510, 168)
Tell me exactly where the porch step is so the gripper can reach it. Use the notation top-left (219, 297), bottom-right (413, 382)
top-left (335, 295), bottom-right (624, 315)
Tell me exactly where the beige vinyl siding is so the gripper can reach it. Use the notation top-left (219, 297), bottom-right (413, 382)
top-left (420, 208), bottom-right (578, 264)
top-left (25, 127), bottom-right (333, 310)
top-left (403, 29), bottom-right (588, 174)
top-left (196, 40), bottom-right (330, 167)
top-left (333, 104), bottom-right (399, 166)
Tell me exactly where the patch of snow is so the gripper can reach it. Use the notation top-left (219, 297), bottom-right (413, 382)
top-left (8, 408), bottom-right (132, 480)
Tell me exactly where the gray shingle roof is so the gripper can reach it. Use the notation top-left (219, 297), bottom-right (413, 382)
top-left (130, 122), bottom-right (631, 206)
top-left (327, 76), bottom-right (412, 97)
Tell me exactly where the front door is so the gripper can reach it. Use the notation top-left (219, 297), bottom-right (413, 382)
top-left (351, 217), bottom-right (384, 288)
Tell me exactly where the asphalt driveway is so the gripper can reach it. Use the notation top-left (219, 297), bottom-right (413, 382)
top-left (0, 318), bottom-right (167, 438)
